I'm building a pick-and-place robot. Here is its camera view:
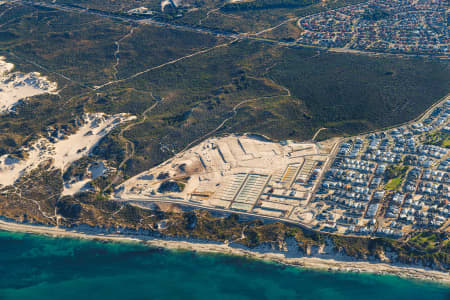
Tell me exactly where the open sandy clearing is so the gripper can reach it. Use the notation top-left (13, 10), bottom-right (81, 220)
top-left (62, 161), bottom-right (111, 196)
top-left (0, 56), bottom-right (58, 113)
top-left (0, 113), bottom-right (135, 188)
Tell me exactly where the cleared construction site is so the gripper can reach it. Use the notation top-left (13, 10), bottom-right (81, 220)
top-left (114, 134), bottom-right (337, 224)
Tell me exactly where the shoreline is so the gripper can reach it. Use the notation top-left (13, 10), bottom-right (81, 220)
top-left (0, 219), bottom-right (449, 285)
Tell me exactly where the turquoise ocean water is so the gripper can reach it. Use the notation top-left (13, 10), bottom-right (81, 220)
top-left (0, 230), bottom-right (448, 300)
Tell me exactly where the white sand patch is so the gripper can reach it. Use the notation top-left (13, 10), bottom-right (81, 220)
top-left (172, 0), bottom-right (182, 6)
top-left (62, 179), bottom-right (92, 196)
top-left (161, 0), bottom-right (171, 11)
top-left (0, 113), bottom-right (135, 188)
top-left (161, 0), bottom-right (183, 11)
top-left (0, 56), bottom-right (58, 113)
top-left (128, 7), bottom-right (153, 15)
top-left (89, 161), bottom-right (107, 179)
top-left (0, 57), bottom-right (13, 74)
top-left (62, 161), bottom-right (110, 196)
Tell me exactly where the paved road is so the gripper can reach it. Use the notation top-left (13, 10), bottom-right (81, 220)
top-left (115, 196), bottom-right (367, 238)
top-left (307, 138), bottom-right (342, 204)
top-left (9, 0), bottom-right (450, 238)
top-left (11, 0), bottom-right (448, 60)
top-left (115, 92), bottom-right (450, 237)
top-left (10, 0), bottom-right (295, 48)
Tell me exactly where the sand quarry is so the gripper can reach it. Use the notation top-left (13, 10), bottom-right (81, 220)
top-left (0, 113), bottom-right (135, 190)
top-left (0, 56), bottom-right (58, 113)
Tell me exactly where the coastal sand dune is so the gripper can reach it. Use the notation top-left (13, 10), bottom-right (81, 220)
top-left (0, 113), bottom-right (135, 188)
top-left (0, 56), bottom-right (58, 113)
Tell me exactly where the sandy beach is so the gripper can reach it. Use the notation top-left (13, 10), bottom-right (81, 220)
top-left (0, 219), bottom-right (448, 284)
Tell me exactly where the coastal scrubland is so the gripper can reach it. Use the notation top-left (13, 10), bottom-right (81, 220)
top-left (1, 1), bottom-right (449, 190)
top-left (0, 1), bottom-right (448, 273)
top-left (37, 0), bottom-right (366, 34)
